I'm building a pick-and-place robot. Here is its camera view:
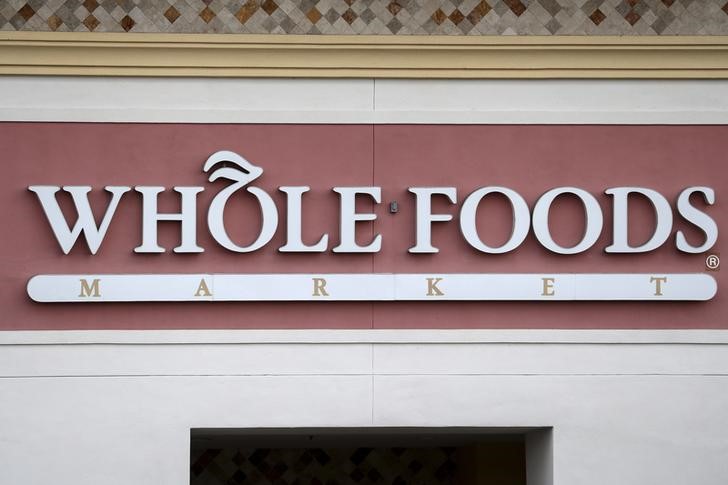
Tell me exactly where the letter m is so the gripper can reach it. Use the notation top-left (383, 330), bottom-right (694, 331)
top-left (29, 186), bottom-right (130, 255)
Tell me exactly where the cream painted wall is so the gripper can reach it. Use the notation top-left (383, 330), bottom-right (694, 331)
top-left (1, 331), bottom-right (728, 484)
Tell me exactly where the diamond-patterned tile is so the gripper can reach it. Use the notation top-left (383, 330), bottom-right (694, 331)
top-left (467, 1), bottom-right (491, 24)
top-left (261, 0), bottom-right (277, 15)
top-left (18, 4), bottom-right (36, 20)
top-left (625, 9), bottom-right (640, 25)
top-left (1, 0), bottom-right (726, 34)
top-left (82, 12), bottom-right (97, 29)
top-left (432, 7), bottom-right (446, 25)
top-left (119, 13), bottom-right (133, 30)
top-left (590, 8), bottom-right (606, 24)
top-left (199, 6), bottom-right (215, 23)
top-left (164, 5), bottom-right (180, 23)
top-left (504, 0), bottom-right (527, 16)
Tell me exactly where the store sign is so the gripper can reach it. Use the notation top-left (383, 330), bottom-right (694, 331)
top-left (26, 150), bottom-right (718, 303)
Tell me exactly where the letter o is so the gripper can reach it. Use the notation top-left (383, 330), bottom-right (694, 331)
top-left (532, 187), bottom-right (603, 254)
top-left (208, 185), bottom-right (278, 252)
top-left (459, 187), bottom-right (530, 254)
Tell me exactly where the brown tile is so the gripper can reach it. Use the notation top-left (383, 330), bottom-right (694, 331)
top-left (120, 14), bottom-right (134, 31)
top-left (503, 0), bottom-right (526, 16)
top-left (387, 1), bottom-right (402, 15)
top-left (467, 1), bottom-right (491, 25)
top-left (199, 6), bottom-right (215, 23)
top-left (661, 0), bottom-right (675, 6)
top-left (235, 0), bottom-right (258, 24)
top-left (261, 0), bottom-right (278, 15)
top-left (723, 1), bottom-right (728, 14)
top-left (627, 0), bottom-right (639, 6)
top-left (625, 9), bottom-right (640, 25)
top-left (83, 14), bottom-right (99, 30)
top-left (589, 8), bottom-right (606, 25)
top-left (47, 13), bottom-right (62, 30)
top-left (83, 0), bottom-right (98, 12)
top-left (18, 4), bottom-right (35, 21)
top-left (164, 6), bottom-right (180, 23)
top-left (449, 9), bottom-right (464, 25)
top-left (306, 7), bottom-right (321, 24)
top-left (431, 8), bottom-right (446, 25)
top-left (342, 8), bottom-right (357, 24)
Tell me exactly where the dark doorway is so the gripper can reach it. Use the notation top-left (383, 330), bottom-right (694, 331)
top-left (191, 428), bottom-right (530, 485)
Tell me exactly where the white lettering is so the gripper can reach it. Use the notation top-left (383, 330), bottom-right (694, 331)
top-left (605, 187), bottom-right (673, 253)
top-left (332, 187), bottom-right (382, 253)
top-left (278, 186), bottom-right (328, 252)
top-left (408, 187), bottom-right (456, 253)
top-left (532, 187), bottom-right (603, 254)
top-left (29, 185), bottom-right (130, 255)
top-left (205, 150), bottom-right (278, 253)
top-left (676, 186), bottom-right (718, 253)
top-left (460, 187), bottom-right (530, 254)
top-left (134, 186), bottom-right (204, 253)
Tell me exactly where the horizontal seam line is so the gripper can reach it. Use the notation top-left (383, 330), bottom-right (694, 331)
top-left (2, 373), bottom-right (728, 379)
top-left (3, 342), bottom-right (728, 346)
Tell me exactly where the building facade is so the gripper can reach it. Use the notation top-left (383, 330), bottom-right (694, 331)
top-left (1, 3), bottom-right (728, 484)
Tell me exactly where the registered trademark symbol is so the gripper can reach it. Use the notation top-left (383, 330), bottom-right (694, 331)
top-left (706, 254), bottom-right (720, 271)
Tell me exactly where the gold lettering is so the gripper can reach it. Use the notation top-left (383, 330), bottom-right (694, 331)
top-left (426, 277), bottom-right (444, 296)
top-left (79, 278), bottom-right (100, 298)
top-left (194, 278), bottom-right (212, 297)
top-left (650, 276), bottom-right (667, 296)
top-left (312, 277), bottom-right (329, 297)
top-left (541, 277), bottom-right (555, 297)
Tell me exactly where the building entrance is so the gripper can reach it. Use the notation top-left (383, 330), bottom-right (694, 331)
top-left (191, 428), bottom-right (528, 485)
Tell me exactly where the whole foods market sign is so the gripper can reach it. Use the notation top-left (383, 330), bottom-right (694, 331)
top-left (26, 150), bottom-right (718, 303)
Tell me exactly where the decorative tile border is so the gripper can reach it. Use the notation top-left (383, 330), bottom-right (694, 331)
top-left (1, 0), bottom-right (727, 35)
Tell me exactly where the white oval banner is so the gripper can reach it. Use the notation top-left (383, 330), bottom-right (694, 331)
top-left (26, 273), bottom-right (717, 302)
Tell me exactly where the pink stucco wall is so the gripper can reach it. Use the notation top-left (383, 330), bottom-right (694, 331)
top-left (1, 123), bottom-right (724, 329)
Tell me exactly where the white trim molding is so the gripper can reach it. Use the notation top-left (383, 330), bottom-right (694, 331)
top-left (3, 329), bottom-right (728, 345)
top-left (1, 77), bottom-right (727, 124)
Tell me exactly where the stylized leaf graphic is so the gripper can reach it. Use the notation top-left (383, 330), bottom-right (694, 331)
top-left (203, 150), bottom-right (263, 184)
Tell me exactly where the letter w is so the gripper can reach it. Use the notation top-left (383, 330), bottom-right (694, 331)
top-left (29, 186), bottom-right (131, 254)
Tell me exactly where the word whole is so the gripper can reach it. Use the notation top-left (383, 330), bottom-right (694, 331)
top-left (29, 150), bottom-right (718, 256)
